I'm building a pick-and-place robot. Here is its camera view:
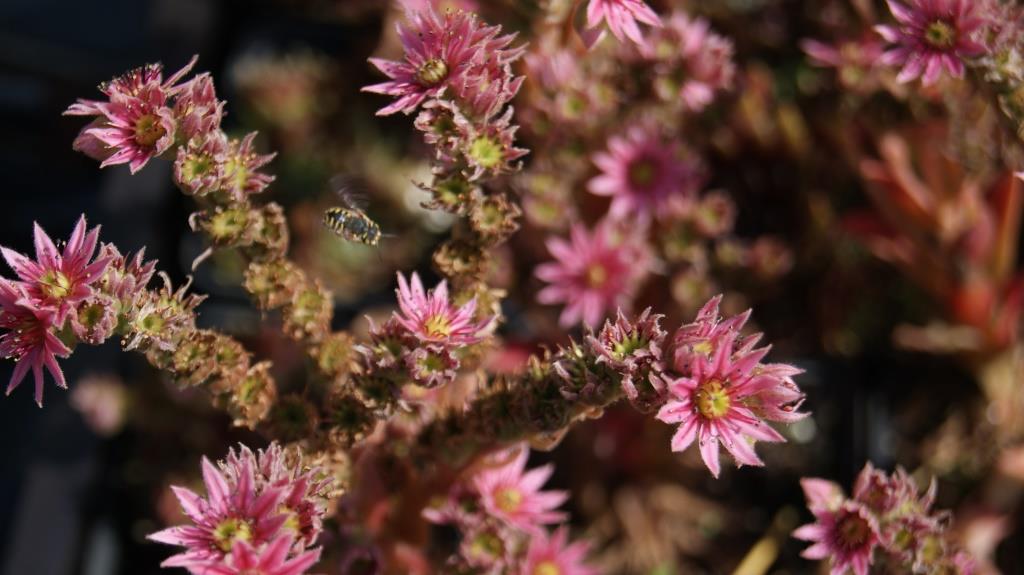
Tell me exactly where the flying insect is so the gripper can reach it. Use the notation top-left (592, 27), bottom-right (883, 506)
top-left (322, 176), bottom-right (383, 247)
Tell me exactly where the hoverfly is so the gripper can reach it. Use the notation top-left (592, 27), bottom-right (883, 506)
top-left (322, 175), bottom-right (383, 247)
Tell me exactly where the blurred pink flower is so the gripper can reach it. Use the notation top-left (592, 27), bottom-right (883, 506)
top-left (65, 56), bottom-right (197, 173)
top-left (473, 446), bottom-right (568, 534)
top-left (1, 215), bottom-right (112, 326)
top-left (536, 220), bottom-right (652, 328)
top-left (363, 7), bottom-right (521, 115)
top-left (520, 526), bottom-right (598, 575)
top-left (393, 272), bottom-right (492, 345)
top-left (586, 0), bottom-right (662, 44)
top-left (148, 457), bottom-right (289, 570)
top-left (195, 535), bottom-right (321, 575)
top-left (0, 279), bottom-right (69, 407)
top-left (69, 374), bottom-right (127, 436)
top-left (589, 125), bottom-right (704, 218)
top-left (802, 35), bottom-right (885, 89)
top-left (794, 500), bottom-right (881, 575)
top-left (641, 12), bottom-right (735, 111)
top-left (876, 0), bottom-right (986, 86)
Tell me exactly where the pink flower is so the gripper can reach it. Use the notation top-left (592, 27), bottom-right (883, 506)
top-left (802, 36), bottom-right (885, 89)
top-left (69, 373), bottom-right (127, 436)
top-left (221, 444), bottom-right (334, 549)
top-left (393, 272), bottom-right (492, 346)
top-left (1, 216), bottom-right (112, 326)
top-left (148, 456), bottom-right (289, 570)
top-left (670, 295), bottom-right (751, 373)
top-left (520, 527), bottom-right (599, 575)
top-left (586, 0), bottom-right (662, 44)
top-left (876, 0), bottom-right (986, 86)
top-left (191, 536), bottom-right (321, 575)
top-left (536, 220), bottom-right (652, 328)
top-left (656, 312), bottom-right (807, 477)
top-left (363, 8), bottom-right (521, 115)
top-left (65, 56), bottom-right (197, 173)
top-left (220, 132), bottom-right (277, 200)
top-left (0, 280), bottom-right (70, 407)
top-left (589, 125), bottom-right (704, 218)
top-left (472, 446), bottom-right (568, 533)
top-left (586, 308), bottom-right (667, 411)
top-left (173, 73), bottom-right (224, 141)
top-left (793, 500), bottom-right (881, 575)
top-left (796, 466), bottom-right (977, 574)
top-left (641, 12), bottom-right (735, 111)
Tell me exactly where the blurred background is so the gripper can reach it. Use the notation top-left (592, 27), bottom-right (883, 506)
top-left (1, 0), bottom-right (1022, 573)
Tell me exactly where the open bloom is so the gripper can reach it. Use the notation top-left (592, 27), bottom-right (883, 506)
top-left (794, 499), bottom-right (881, 575)
top-left (536, 220), bottom-right (652, 328)
top-left (473, 447), bottom-right (568, 534)
top-left (589, 125), bottom-right (704, 218)
top-left (1, 216), bottom-right (112, 326)
top-left (586, 0), bottom-right (662, 44)
top-left (520, 527), bottom-right (599, 575)
top-left (148, 457), bottom-right (289, 570)
top-left (0, 280), bottom-right (70, 407)
top-left (794, 465), bottom-right (976, 574)
top-left (221, 443), bottom-right (334, 549)
top-left (876, 0), bottom-right (986, 86)
top-left (363, 7), bottom-right (521, 115)
top-left (65, 56), bottom-right (197, 173)
top-left (393, 272), bottom-right (492, 345)
top-left (195, 536), bottom-right (320, 575)
top-left (656, 324), bottom-right (807, 477)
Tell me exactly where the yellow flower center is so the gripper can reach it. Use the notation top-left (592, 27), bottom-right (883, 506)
top-left (494, 487), bottom-right (523, 513)
top-left (586, 264), bottom-right (608, 288)
top-left (134, 114), bottom-right (167, 148)
top-left (836, 510), bottom-right (871, 551)
top-left (423, 314), bottom-right (452, 338)
top-left (924, 20), bottom-right (957, 49)
top-left (468, 532), bottom-right (504, 559)
top-left (138, 312), bottom-right (165, 334)
top-left (212, 518), bottom-right (253, 552)
top-left (223, 157), bottom-right (250, 192)
top-left (628, 158), bottom-right (658, 189)
top-left (695, 379), bottom-right (731, 419)
top-left (417, 58), bottom-right (449, 86)
top-left (692, 340), bottom-right (713, 356)
top-left (468, 136), bottom-right (503, 169)
top-left (39, 270), bottom-right (72, 299)
top-left (535, 561), bottom-right (562, 575)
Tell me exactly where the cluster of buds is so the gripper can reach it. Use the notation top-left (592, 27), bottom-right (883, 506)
top-left (352, 272), bottom-right (493, 409)
top-left (794, 463), bottom-right (975, 575)
top-left (0, 216), bottom-right (277, 427)
top-left (423, 444), bottom-right (597, 574)
top-left (149, 443), bottom-right (334, 574)
top-left (419, 296), bottom-right (807, 481)
top-left (364, 4), bottom-right (527, 291)
top-left (65, 55), bottom-right (335, 357)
